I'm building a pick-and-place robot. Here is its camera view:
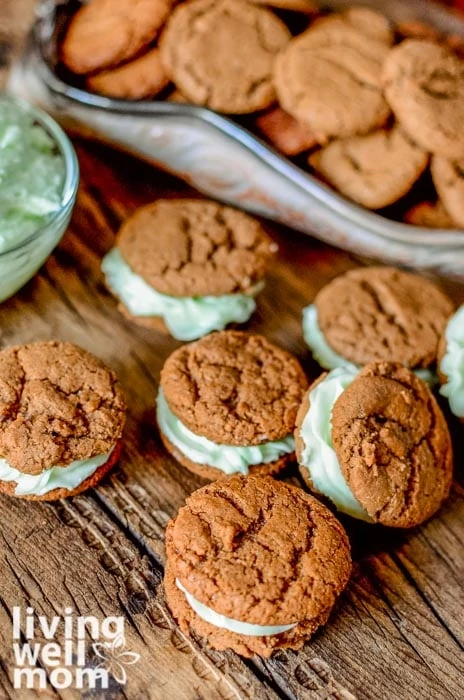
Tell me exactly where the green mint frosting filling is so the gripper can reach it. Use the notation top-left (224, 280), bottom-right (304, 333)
top-left (102, 247), bottom-right (262, 341)
top-left (0, 99), bottom-right (65, 251)
top-left (440, 305), bottom-right (464, 417)
top-left (157, 389), bottom-right (294, 474)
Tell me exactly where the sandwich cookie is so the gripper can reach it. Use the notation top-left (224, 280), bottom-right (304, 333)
top-left (295, 363), bottom-right (453, 527)
top-left (164, 475), bottom-right (352, 657)
top-left (438, 305), bottom-right (464, 421)
top-left (157, 331), bottom-right (308, 479)
top-left (0, 342), bottom-right (126, 501)
top-left (302, 267), bottom-right (454, 384)
top-left (102, 199), bottom-right (276, 341)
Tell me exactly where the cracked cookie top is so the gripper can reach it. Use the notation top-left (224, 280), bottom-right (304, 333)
top-left (117, 199), bottom-right (276, 297)
top-left (332, 362), bottom-right (453, 527)
top-left (160, 331), bottom-right (308, 445)
top-left (382, 39), bottom-right (464, 160)
top-left (0, 342), bottom-right (126, 475)
top-left (159, 0), bottom-right (291, 113)
top-left (315, 267), bottom-right (454, 368)
top-left (274, 12), bottom-right (391, 143)
top-left (166, 475), bottom-right (352, 624)
top-left (61, 0), bottom-right (171, 75)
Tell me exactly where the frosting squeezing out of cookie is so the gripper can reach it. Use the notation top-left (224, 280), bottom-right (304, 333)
top-left (157, 389), bottom-right (294, 473)
top-left (102, 248), bottom-right (261, 340)
top-left (176, 579), bottom-right (298, 636)
top-left (297, 367), bottom-right (372, 521)
top-left (0, 450), bottom-right (114, 496)
top-left (440, 305), bottom-right (464, 417)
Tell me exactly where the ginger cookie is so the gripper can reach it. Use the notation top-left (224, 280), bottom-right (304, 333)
top-left (86, 47), bottom-right (169, 100)
top-left (101, 199), bottom-right (276, 341)
top-left (431, 156), bottom-right (464, 228)
top-left (302, 267), bottom-right (454, 373)
top-left (404, 200), bottom-right (456, 229)
top-left (295, 363), bottom-right (453, 528)
top-left (438, 305), bottom-right (464, 421)
top-left (0, 342), bottom-right (126, 501)
top-left (308, 126), bottom-right (428, 209)
top-left (256, 107), bottom-right (317, 156)
top-left (248, 0), bottom-right (318, 13)
top-left (164, 475), bottom-right (352, 657)
top-left (274, 12), bottom-right (391, 143)
top-left (61, 0), bottom-right (171, 75)
top-left (382, 39), bottom-right (464, 160)
top-left (157, 331), bottom-right (308, 479)
top-left (159, 0), bottom-right (291, 114)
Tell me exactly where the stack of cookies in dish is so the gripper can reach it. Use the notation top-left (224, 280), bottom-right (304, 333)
top-left (60, 0), bottom-right (464, 228)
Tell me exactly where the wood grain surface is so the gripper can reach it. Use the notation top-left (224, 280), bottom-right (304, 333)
top-left (1, 3), bottom-right (464, 699)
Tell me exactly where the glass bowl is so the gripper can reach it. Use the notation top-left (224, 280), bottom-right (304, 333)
top-left (0, 94), bottom-right (79, 302)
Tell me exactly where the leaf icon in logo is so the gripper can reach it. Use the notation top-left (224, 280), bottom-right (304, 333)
top-left (92, 635), bottom-right (140, 685)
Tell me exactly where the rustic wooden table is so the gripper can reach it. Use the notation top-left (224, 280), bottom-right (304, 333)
top-left (1, 3), bottom-right (464, 699)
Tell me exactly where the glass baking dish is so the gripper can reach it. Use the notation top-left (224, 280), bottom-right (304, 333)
top-left (8, 0), bottom-right (464, 279)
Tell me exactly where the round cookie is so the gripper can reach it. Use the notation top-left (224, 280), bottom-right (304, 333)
top-left (296, 363), bottom-right (453, 528)
top-left (274, 13), bottom-right (391, 143)
top-left (0, 342), bottom-right (126, 500)
top-left (431, 156), bottom-right (464, 229)
top-left (158, 330), bottom-right (308, 479)
top-left (61, 0), bottom-right (171, 75)
top-left (159, 0), bottom-right (291, 114)
top-left (86, 47), bottom-right (169, 100)
top-left (101, 199), bottom-right (276, 340)
top-left (382, 39), bottom-right (464, 160)
top-left (313, 267), bottom-right (454, 369)
top-left (164, 475), bottom-right (352, 657)
top-left (309, 126), bottom-right (429, 209)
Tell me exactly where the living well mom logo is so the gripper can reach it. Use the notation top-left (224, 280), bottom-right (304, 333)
top-left (11, 607), bottom-right (140, 690)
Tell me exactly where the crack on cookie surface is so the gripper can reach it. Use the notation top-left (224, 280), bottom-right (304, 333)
top-left (165, 476), bottom-right (351, 629)
top-left (316, 267), bottom-right (454, 367)
top-left (117, 199), bottom-right (275, 297)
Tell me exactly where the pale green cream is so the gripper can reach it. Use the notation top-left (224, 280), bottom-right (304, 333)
top-left (0, 450), bottom-right (113, 496)
top-left (176, 580), bottom-right (297, 636)
top-left (298, 367), bottom-right (372, 522)
top-left (157, 389), bottom-right (294, 474)
top-left (0, 99), bottom-right (65, 251)
top-left (302, 304), bottom-right (437, 386)
top-left (102, 248), bottom-right (262, 341)
top-left (440, 305), bottom-right (464, 418)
